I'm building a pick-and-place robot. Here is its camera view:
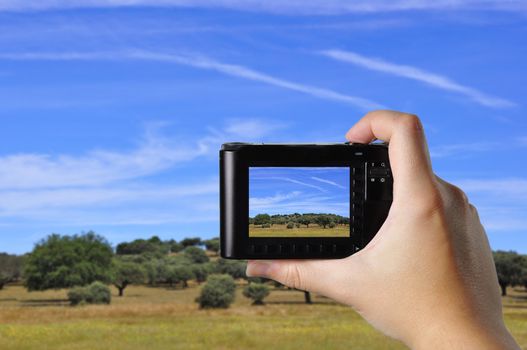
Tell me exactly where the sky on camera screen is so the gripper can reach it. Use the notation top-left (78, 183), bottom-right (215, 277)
top-left (249, 167), bottom-right (350, 217)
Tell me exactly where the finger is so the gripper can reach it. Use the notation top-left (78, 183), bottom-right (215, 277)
top-left (246, 258), bottom-right (363, 302)
top-left (346, 110), bottom-right (436, 201)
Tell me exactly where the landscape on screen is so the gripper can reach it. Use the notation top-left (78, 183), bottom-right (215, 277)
top-left (249, 167), bottom-right (350, 237)
top-left (249, 213), bottom-right (350, 237)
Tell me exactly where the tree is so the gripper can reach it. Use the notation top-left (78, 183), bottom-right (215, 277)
top-left (116, 238), bottom-right (167, 256)
top-left (111, 259), bottom-right (146, 297)
top-left (0, 253), bottom-right (24, 289)
top-left (315, 215), bottom-right (331, 229)
top-left (196, 274), bottom-right (236, 309)
top-left (183, 246), bottom-right (210, 264)
top-left (167, 240), bottom-right (184, 253)
top-left (181, 237), bottom-right (202, 248)
top-left (214, 258), bottom-right (247, 280)
top-left (192, 263), bottom-right (212, 284)
top-left (253, 214), bottom-right (271, 227)
top-left (299, 216), bottom-right (312, 228)
top-left (243, 283), bottom-right (270, 305)
top-left (165, 265), bottom-right (194, 288)
top-left (203, 238), bottom-right (220, 254)
top-left (0, 272), bottom-right (9, 290)
top-left (144, 258), bottom-right (167, 286)
top-left (304, 291), bottom-right (312, 304)
top-left (493, 251), bottom-right (525, 296)
top-left (24, 232), bottom-right (113, 291)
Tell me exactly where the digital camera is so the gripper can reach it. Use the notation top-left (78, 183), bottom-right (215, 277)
top-left (220, 143), bottom-right (392, 259)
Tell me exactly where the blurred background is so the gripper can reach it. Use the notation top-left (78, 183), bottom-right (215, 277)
top-left (0, 1), bottom-right (526, 349)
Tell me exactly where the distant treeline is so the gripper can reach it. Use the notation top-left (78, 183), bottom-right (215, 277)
top-left (249, 213), bottom-right (349, 228)
top-left (1, 232), bottom-right (526, 300)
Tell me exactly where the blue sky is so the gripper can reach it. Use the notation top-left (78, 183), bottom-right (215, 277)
top-left (0, 1), bottom-right (526, 254)
top-left (249, 167), bottom-right (350, 217)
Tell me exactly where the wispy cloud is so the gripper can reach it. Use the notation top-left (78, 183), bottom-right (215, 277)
top-left (430, 142), bottom-right (498, 158)
top-left (0, 0), bottom-right (524, 14)
top-left (320, 49), bottom-right (515, 108)
top-left (0, 118), bottom-right (282, 225)
top-left (310, 176), bottom-right (346, 189)
top-left (455, 178), bottom-right (527, 198)
top-left (249, 191), bottom-right (302, 207)
top-left (0, 50), bottom-right (383, 110)
top-left (271, 177), bottom-right (327, 193)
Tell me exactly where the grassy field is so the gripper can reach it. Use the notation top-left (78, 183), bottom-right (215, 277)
top-left (249, 224), bottom-right (349, 238)
top-left (0, 283), bottom-right (526, 350)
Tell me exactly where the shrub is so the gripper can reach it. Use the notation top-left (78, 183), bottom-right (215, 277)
top-left (67, 281), bottom-right (111, 306)
top-left (196, 274), bottom-right (236, 309)
top-left (328, 221), bottom-right (336, 228)
top-left (214, 259), bottom-right (246, 279)
top-left (86, 281), bottom-right (112, 304)
top-left (184, 246), bottom-right (209, 264)
top-left (261, 223), bottom-right (271, 228)
top-left (68, 286), bottom-right (89, 306)
top-left (243, 283), bottom-right (270, 305)
top-left (286, 222), bottom-right (294, 229)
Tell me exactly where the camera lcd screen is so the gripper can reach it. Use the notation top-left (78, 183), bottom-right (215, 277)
top-left (249, 167), bottom-right (350, 237)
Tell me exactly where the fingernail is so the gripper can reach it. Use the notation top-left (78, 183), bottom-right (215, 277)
top-left (246, 261), bottom-right (273, 277)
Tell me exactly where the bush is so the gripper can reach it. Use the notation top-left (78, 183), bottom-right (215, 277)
top-left (67, 281), bottom-right (111, 306)
top-left (328, 221), bottom-right (336, 228)
top-left (243, 283), bottom-right (270, 305)
top-left (184, 246), bottom-right (209, 264)
top-left (67, 286), bottom-right (89, 306)
top-left (286, 222), bottom-right (294, 229)
top-left (261, 223), bottom-right (271, 228)
top-left (196, 274), bottom-right (236, 309)
top-left (214, 259), bottom-right (246, 280)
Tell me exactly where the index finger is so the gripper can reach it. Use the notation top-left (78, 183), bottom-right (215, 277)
top-left (346, 110), bottom-right (436, 201)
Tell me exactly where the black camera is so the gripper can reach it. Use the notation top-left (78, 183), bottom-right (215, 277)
top-left (220, 143), bottom-right (392, 259)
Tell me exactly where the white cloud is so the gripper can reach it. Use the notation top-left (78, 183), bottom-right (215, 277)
top-left (455, 178), bottom-right (527, 197)
top-left (0, 131), bottom-right (207, 190)
top-left (320, 49), bottom-right (515, 108)
top-left (0, 0), bottom-right (524, 14)
top-left (310, 176), bottom-right (346, 189)
top-left (430, 142), bottom-right (498, 158)
top-left (0, 118), bottom-right (284, 226)
top-left (249, 191), bottom-right (302, 207)
top-left (0, 50), bottom-right (384, 110)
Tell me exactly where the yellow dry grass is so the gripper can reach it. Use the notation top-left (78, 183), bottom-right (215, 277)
top-left (249, 224), bottom-right (349, 238)
top-left (0, 283), bottom-right (526, 350)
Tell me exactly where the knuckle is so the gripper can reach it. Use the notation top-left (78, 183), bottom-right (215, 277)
top-left (447, 183), bottom-right (470, 205)
top-left (396, 113), bottom-right (421, 130)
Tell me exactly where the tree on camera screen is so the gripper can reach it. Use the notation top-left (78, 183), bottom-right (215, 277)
top-left (249, 167), bottom-right (350, 237)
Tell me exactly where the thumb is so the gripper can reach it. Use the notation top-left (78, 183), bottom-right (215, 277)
top-left (246, 258), bottom-right (363, 301)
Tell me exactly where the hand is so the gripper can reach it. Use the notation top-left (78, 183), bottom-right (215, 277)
top-left (246, 110), bottom-right (520, 349)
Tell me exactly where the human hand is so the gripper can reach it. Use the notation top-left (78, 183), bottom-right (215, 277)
top-left (246, 110), bottom-right (520, 349)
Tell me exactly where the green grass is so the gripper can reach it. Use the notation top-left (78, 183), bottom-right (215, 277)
top-left (0, 283), bottom-right (526, 350)
top-left (249, 224), bottom-right (349, 238)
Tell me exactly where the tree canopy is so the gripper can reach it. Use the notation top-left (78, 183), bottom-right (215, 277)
top-left (24, 232), bottom-right (113, 291)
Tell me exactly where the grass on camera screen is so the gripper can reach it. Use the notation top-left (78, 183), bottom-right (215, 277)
top-left (249, 167), bottom-right (350, 237)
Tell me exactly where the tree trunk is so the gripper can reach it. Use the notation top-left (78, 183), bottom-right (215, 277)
top-left (183, 280), bottom-right (188, 288)
top-left (500, 282), bottom-right (507, 296)
top-left (304, 291), bottom-right (312, 304)
top-left (0, 283), bottom-right (4, 290)
top-left (118, 286), bottom-right (125, 297)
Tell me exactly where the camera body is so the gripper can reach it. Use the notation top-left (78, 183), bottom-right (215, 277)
top-left (220, 142), bottom-right (392, 259)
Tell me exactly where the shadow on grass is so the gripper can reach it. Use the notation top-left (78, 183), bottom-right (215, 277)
top-left (0, 298), bottom-right (17, 302)
top-left (20, 299), bottom-right (69, 307)
top-left (266, 301), bottom-right (337, 306)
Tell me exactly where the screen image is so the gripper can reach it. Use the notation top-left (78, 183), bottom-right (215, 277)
top-left (249, 167), bottom-right (350, 237)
